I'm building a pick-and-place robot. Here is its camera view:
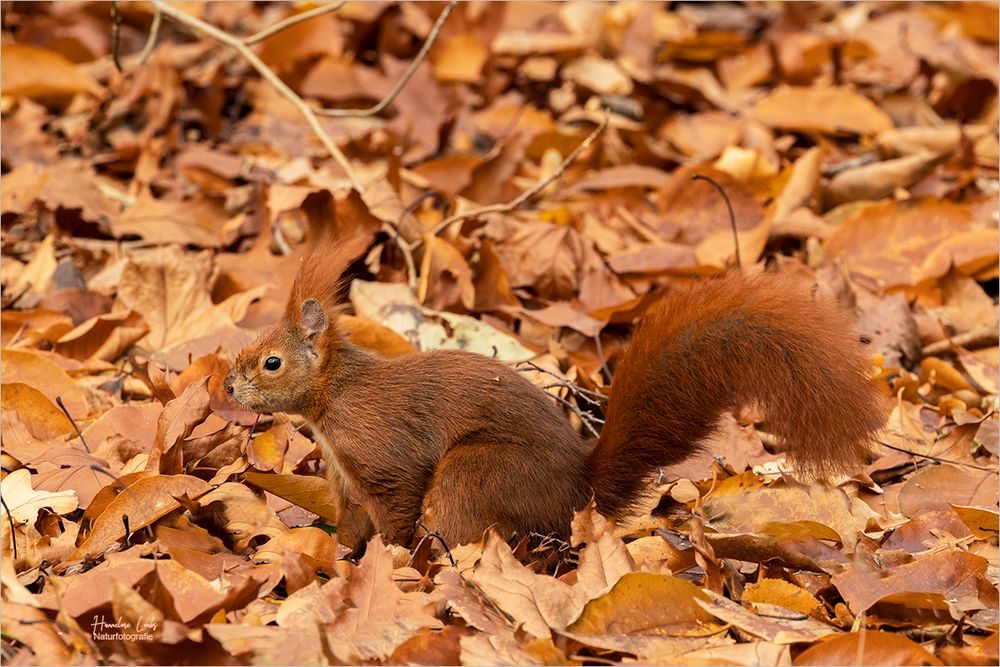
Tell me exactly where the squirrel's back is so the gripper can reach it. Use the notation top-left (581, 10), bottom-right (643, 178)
top-left (588, 272), bottom-right (886, 517)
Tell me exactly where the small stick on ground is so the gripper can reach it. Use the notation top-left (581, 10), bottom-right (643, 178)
top-left (417, 116), bottom-right (610, 249)
top-left (314, 1), bottom-right (458, 118)
top-left (517, 361), bottom-right (608, 403)
top-left (878, 440), bottom-right (995, 472)
top-left (1, 496), bottom-right (18, 560)
top-left (55, 396), bottom-right (90, 453)
top-left (692, 173), bottom-right (741, 269)
top-left (549, 394), bottom-right (603, 439)
top-left (593, 332), bottom-right (612, 386)
top-left (110, 1), bottom-right (123, 71)
top-left (416, 521), bottom-right (457, 567)
top-left (136, 3), bottom-right (162, 65)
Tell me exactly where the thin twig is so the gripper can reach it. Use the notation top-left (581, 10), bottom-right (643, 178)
top-left (315, 0), bottom-right (458, 118)
top-left (878, 440), bottom-right (995, 472)
top-left (549, 394), bottom-right (603, 438)
top-left (245, 412), bottom-right (263, 453)
top-left (55, 396), bottom-right (90, 453)
top-left (921, 323), bottom-right (999, 358)
top-left (387, 191), bottom-right (438, 291)
top-left (542, 384), bottom-right (602, 408)
top-left (110, 1), bottom-right (123, 72)
top-left (692, 173), bottom-right (741, 269)
top-left (517, 361), bottom-right (608, 402)
top-left (242, 1), bottom-right (347, 45)
top-left (418, 116), bottom-right (610, 249)
top-left (151, 0), bottom-right (363, 192)
top-left (382, 222), bottom-right (417, 291)
top-left (593, 331), bottom-right (612, 385)
top-left (136, 3), bottom-right (162, 66)
top-left (416, 521), bottom-right (457, 567)
top-left (1, 496), bottom-right (18, 560)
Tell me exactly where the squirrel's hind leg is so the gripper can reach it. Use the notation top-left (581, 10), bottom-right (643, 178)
top-left (420, 440), bottom-right (586, 547)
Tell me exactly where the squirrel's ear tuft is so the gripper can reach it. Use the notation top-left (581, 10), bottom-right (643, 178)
top-left (300, 299), bottom-right (328, 350)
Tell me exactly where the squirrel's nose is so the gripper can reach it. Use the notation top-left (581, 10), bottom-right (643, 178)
top-left (223, 371), bottom-right (235, 395)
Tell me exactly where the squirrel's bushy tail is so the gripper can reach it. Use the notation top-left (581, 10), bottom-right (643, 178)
top-left (587, 272), bottom-right (887, 518)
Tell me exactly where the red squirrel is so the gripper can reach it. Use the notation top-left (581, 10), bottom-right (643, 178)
top-left (224, 250), bottom-right (886, 548)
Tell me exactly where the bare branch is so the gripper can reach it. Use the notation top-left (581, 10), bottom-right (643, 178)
top-left (136, 3), bottom-right (162, 66)
top-left (315, 0), bottom-right (457, 118)
top-left (242, 2), bottom-right (347, 45)
top-left (692, 173), bottom-right (741, 269)
top-left (1, 496), bottom-right (18, 560)
top-left (110, 1), bottom-right (123, 71)
top-left (417, 116), bottom-right (609, 250)
top-left (150, 0), bottom-right (363, 192)
top-left (878, 440), bottom-right (995, 472)
top-left (55, 396), bottom-right (90, 453)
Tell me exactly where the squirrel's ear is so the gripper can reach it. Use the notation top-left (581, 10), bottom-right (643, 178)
top-left (299, 299), bottom-right (328, 352)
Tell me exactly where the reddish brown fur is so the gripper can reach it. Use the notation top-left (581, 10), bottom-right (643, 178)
top-left (226, 252), bottom-right (886, 548)
top-left (587, 272), bottom-right (887, 518)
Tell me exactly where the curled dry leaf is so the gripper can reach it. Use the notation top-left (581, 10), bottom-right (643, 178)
top-left (696, 590), bottom-right (839, 644)
top-left (0, 468), bottom-right (78, 524)
top-left (243, 472), bottom-right (341, 525)
top-left (1, 348), bottom-right (89, 417)
top-left (1, 383), bottom-right (74, 440)
top-left (824, 151), bottom-right (951, 207)
top-left (73, 474), bottom-right (210, 560)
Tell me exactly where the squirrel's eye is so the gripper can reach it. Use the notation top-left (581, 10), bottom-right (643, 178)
top-left (263, 356), bottom-right (282, 371)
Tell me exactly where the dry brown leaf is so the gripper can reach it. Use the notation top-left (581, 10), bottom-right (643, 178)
top-left (824, 197), bottom-right (996, 289)
top-left (418, 235), bottom-right (476, 311)
top-left (1, 348), bottom-right (89, 418)
top-left (324, 535), bottom-right (443, 662)
top-left (754, 85), bottom-right (894, 135)
top-left (824, 151), bottom-right (950, 207)
top-left (243, 472), bottom-right (341, 525)
top-left (116, 245), bottom-right (265, 351)
top-left (704, 473), bottom-right (874, 545)
top-left (566, 572), bottom-right (726, 655)
top-left (1, 383), bottom-right (74, 440)
top-left (469, 532), bottom-right (582, 638)
top-left (74, 475), bottom-right (211, 560)
top-left (696, 590), bottom-right (838, 644)
top-left (831, 550), bottom-right (995, 616)
top-left (54, 310), bottom-right (148, 362)
top-left (794, 630), bottom-right (943, 666)
top-left (147, 378), bottom-right (213, 474)
top-left (951, 505), bottom-right (1000, 540)
top-left (1, 43), bottom-right (103, 98)
top-left (897, 465), bottom-right (998, 517)
top-left (434, 32), bottom-right (489, 83)
top-left (111, 193), bottom-right (235, 248)
top-left (1, 600), bottom-right (76, 664)
top-left (741, 578), bottom-right (825, 618)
